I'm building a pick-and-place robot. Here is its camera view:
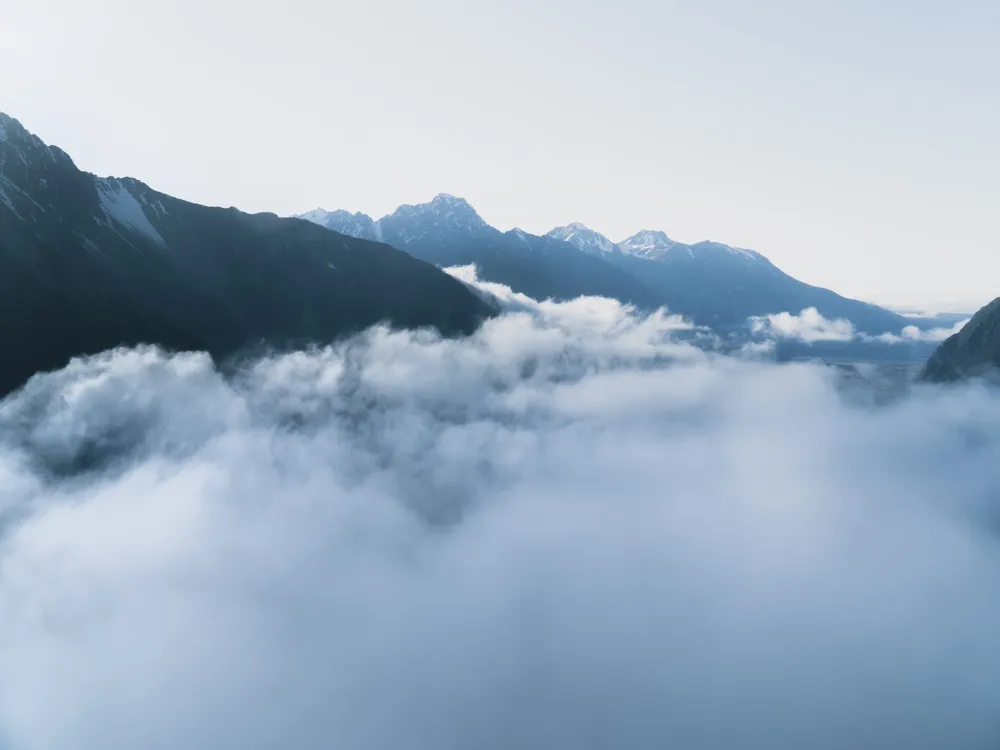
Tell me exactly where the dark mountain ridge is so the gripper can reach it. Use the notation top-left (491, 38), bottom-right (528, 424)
top-left (921, 297), bottom-right (1000, 382)
top-left (0, 114), bottom-right (494, 397)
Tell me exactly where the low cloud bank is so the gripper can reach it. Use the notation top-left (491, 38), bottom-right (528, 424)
top-left (750, 307), bottom-right (969, 345)
top-left (0, 274), bottom-right (999, 749)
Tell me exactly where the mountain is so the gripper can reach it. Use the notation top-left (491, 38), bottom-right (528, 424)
top-left (546, 223), bottom-right (620, 256)
top-left (921, 298), bottom-right (1000, 382)
top-left (301, 197), bottom-right (662, 308)
top-left (547, 223), bottom-right (909, 333)
top-left (0, 114), bottom-right (494, 397)
top-left (618, 230), bottom-right (684, 260)
top-left (298, 208), bottom-right (378, 241)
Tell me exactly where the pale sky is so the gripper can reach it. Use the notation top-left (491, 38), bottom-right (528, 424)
top-left (1, 0), bottom-right (997, 311)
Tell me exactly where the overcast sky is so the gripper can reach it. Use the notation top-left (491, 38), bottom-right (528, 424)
top-left (1, 0), bottom-right (996, 311)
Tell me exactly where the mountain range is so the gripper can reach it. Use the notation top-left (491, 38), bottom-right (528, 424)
top-left (0, 114), bottom-right (494, 397)
top-left (1, 109), bottom-right (989, 397)
top-left (300, 200), bottom-right (914, 334)
top-left (301, 197), bottom-right (660, 308)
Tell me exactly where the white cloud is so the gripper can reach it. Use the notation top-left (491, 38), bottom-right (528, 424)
top-left (750, 308), bottom-right (969, 345)
top-left (871, 320), bottom-right (970, 344)
top-left (749, 307), bottom-right (856, 343)
top-left (0, 279), bottom-right (999, 749)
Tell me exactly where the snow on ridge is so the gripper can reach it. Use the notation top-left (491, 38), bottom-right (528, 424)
top-left (97, 179), bottom-right (166, 248)
top-left (298, 208), bottom-right (332, 225)
top-left (549, 223), bottom-right (619, 254)
top-left (297, 208), bottom-right (379, 242)
top-left (619, 231), bottom-right (768, 264)
top-left (695, 241), bottom-right (765, 263)
top-left (619, 230), bottom-right (684, 259)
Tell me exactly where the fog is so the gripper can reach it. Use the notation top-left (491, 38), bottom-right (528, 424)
top-left (1, 272), bottom-right (999, 749)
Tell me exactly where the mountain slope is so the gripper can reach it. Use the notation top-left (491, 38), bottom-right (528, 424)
top-left (921, 297), bottom-right (1000, 382)
top-left (0, 114), bottom-right (494, 397)
top-left (548, 223), bottom-right (909, 333)
top-left (302, 198), bottom-right (662, 308)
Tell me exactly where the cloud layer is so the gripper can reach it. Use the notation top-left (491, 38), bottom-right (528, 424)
top-left (1, 274), bottom-right (999, 749)
top-left (750, 307), bottom-right (969, 344)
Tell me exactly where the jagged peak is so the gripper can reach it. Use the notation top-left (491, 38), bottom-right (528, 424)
top-left (386, 193), bottom-right (488, 229)
top-left (298, 207), bottom-right (330, 219)
top-left (298, 207), bottom-right (373, 222)
top-left (0, 112), bottom-right (78, 169)
top-left (0, 111), bottom-right (26, 141)
top-left (620, 229), bottom-right (674, 247)
top-left (431, 192), bottom-right (468, 205)
top-left (0, 112), bottom-right (36, 145)
top-left (547, 223), bottom-right (619, 254)
top-left (428, 193), bottom-right (482, 218)
top-left (549, 222), bottom-right (599, 237)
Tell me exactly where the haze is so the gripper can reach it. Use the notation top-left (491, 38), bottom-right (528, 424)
top-left (1, 0), bottom-right (996, 310)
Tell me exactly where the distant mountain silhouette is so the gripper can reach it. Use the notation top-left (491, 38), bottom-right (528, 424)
top-left (302, 197), bottom-right (661, 307)
top-left (0, 114), bottom-right (494, 397)
top-left (550, 224), bottom-right (911, 334)
top-left (302, 205), bottom-right (911, 334)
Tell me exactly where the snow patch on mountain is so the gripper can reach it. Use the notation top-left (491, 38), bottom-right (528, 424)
top-left (691, 241), bottom-right (764, 264)
top-left (510, 228), bottom-right (534, 248)
top-left (0, 183), bottom-right (21, 219)
top-left (299, 208), bottom-right (333, 225)
top-left (297, 208), bottom-right (378, 241)
top-left (391, 194), bottom-right (487, 232)
top-left (619, 230), bottom-right (685, 260)
top-left (547, 223), bottom-right (619, 255)
top-left (96, 179), bottom-right (166, 248)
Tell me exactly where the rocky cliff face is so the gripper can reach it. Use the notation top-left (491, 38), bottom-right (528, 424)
top-left (921, 298), bottom-right (1000, 382)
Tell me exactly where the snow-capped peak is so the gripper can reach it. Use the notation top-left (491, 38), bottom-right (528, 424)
top-left (618, 230), bottom-right (679, 260)
top-left (427, 193), bottom-right (486, 223)
top-left (547, 223), bottom-right (619, 255)
top-left (295, 208), bottom-right (333, 224)
top-left (297, 208), bottom-right (378, 241)
top-left (688, 240), bottom-right (766, 264)
top-left (431, 192), bottom-right (465, 205)
top-left (0, 112), bottom-right (23, 143)
top-left (386, 193), bottom-right (488, 235)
